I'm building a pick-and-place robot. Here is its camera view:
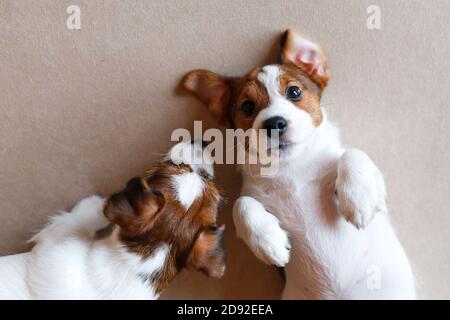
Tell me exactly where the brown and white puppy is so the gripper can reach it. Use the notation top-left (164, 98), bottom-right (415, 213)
top-left (182, 30), bottom-right (415, 299)
top-left (0, 141), bottom-right (225, 299)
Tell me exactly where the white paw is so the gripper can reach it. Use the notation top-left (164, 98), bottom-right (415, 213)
top-left (335, 149), bottom-right (387, 229)
top-left (249, 220), bottom-right (291, 267)
top-left (71, 195), bottom-right (105, 215)
top-left (233, 197), bottom-right (291, 267)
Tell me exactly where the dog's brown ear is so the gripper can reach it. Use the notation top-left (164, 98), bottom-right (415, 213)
top-left (104, 177), bottom-right (165, 236)
top-left (182, 70), bottom-right (232, 125)
top-left (186, 224), bottom-right (226, 278)
top-left (281, 29), bottom-right (330, 90)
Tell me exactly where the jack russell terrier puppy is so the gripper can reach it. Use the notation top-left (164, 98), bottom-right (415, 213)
top-left (0, 141), bottom-right (225, 299)
top-left (182, 29), bottom-right (415, 299)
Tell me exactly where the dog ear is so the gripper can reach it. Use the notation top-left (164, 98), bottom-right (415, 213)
top-left (186, 224), bottom-right (226, 278)
top-left (182, 70), bottom-right (232, 125)
top-left (104, 177), bottom-right (165, 235)
top-left (281, 29), bottom-right (330, 90)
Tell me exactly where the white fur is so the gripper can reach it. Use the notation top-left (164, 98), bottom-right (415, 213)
top-left (256, 66), bottom-right (316, 152)
top-left (168, 140), bottom-right (212, 209)
top-left (0, 196), bottom-right (170, 300)
top-left (233, 196), bottom-right (290, 267)
top-left (257, 65), bottom-right (282, 100)
top-left (335, 149), bottom-right (388, 229)
top-left (167, 140), bottom-right (214, 178)
top-left (172, 172), bottom-right (205, 209)
top-left (234, 67), bottom-right (416, 299)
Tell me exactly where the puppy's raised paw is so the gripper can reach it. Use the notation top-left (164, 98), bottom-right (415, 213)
top-left (233, 196), bottom-right (291, 267)
top-left (335, 149), bottom-right (387, 229)
top-left (251, 223), bottom-right (291, 267)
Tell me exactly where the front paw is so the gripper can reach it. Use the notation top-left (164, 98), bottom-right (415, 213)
top-left (335, 194), bottom-right (376, 229)
top-left (335, 149), bottom-right (387, 229)
top-left (233, 197), bottom-right (291, 267)
top-left (249, 222), bottom-right (291, 267)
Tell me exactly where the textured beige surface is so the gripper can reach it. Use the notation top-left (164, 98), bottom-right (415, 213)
top-left (1, 0), bottom-right (449, 299)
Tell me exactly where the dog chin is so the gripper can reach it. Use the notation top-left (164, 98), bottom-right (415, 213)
top-left (267, 141), bottom-right (297, 159)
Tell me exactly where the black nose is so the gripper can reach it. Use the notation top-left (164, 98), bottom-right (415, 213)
top-left (263, 116), bottom-right (288, 137)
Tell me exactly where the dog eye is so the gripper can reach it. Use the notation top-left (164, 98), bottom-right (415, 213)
top-left (286, 86), bottom-right (302, 102)
top-left (240, 100), bottom-right (256, 117)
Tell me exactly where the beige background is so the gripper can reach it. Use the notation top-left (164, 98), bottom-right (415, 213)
top-left (1, 0), bottom-right (449, 299)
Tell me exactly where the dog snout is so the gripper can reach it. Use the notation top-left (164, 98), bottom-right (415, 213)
top-left (263, 116), bottom-right (288, 137)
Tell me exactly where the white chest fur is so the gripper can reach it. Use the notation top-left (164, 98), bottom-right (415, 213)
top-left (237, 121), bottom-right (415, 299)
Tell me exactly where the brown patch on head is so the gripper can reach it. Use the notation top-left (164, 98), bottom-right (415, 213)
top-left (183, 65), bottom-right (324, 130)
top-left (103, 161), bottom-right (224, 294)
top-left (104, 177), bottom-right (165, 236)
top-left (182, 29), bottom-right (330, 130)
top-left (278, 63), bottom-right (323, 126)
top-left (228, 67), bottom-right (269, 131)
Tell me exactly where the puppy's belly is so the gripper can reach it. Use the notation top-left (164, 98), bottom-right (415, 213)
top-left (0, 253), bottom-right (30, 299)
top-left (289, 215), bottom-right (414, 299)
top-left (261, 195), bottom-right (414, 299)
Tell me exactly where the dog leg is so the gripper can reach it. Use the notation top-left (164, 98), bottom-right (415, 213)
top-left (334, 149), bottom-right (388, 229)
top-left (233, 196), bottom-right (291, 267)
top-left (30, 196), bottom-right (108, 243)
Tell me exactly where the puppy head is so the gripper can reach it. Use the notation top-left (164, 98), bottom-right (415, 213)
top-left (182, 29), bottom-right (329, 158)
top-left (104, 141), bottom-right (224, 292)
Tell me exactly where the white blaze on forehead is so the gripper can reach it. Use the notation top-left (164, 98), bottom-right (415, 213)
top-left (253, 65), bottom-right (315, 140)
top-left (257, 65), bottom-right (283, 101)
top-left (172, 172), bottom-right (204, 209)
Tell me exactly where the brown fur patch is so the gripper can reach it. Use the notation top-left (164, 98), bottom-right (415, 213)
top-left (182, 70), bottom-right (233, 125)
top-left (226, 64), bottom-right (323, 129)
top-left (182, 30), bottom-right (330, 132)
top-left (228, 67), bottom-right (269, 131)
top-left (104, 161), bottom-right (224, 294)
top-left (278, 63), bottom-right (323, 126)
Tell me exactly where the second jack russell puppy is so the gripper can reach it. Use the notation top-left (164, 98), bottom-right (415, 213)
top-left (183, 29), bottom-right (415, 299)
top-left (0, 141), bottom-right (224, 299)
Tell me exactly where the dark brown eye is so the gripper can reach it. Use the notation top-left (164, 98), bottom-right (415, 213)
top-left (286, 86), bottom-right (302, 102)
top-left (240, 100), bottom-right (256, 117)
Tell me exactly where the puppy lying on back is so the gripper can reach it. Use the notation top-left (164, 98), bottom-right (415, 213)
top-left (0, 141), bottom-right (224, 299)
top-left (183, 30), bottom-right (415, 299)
